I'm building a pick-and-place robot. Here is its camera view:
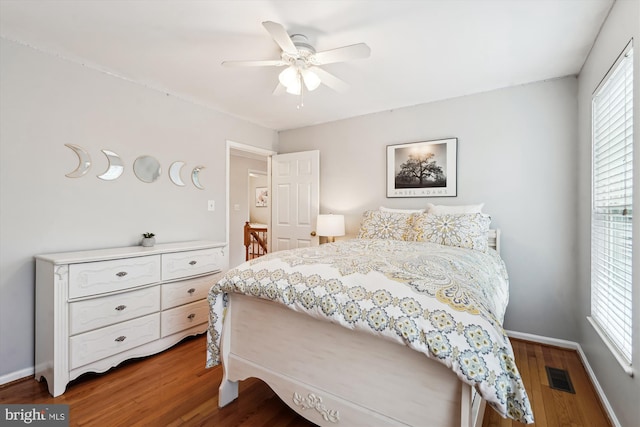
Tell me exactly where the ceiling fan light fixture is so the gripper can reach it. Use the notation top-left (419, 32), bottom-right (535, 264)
top-left (302, 68), bottom-right (321, 91)
top-left (285, 76), bottom-right (302, 95)
top-left (279, 66), bottom-right (299, 88)
top-left (222, 21), bottom-right (369, 102)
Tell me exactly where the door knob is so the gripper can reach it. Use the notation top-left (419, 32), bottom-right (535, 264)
top-left (310, 231), bottom-right (317, 236)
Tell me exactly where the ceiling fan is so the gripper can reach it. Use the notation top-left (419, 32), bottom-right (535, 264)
top-left (222, 21), bottom-right (371, 103)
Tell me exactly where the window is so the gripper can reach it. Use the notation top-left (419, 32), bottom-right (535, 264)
top-left (590, 40), bottom-right (633, 374)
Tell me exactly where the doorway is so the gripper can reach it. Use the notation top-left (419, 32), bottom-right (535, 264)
top-left (227, 141), bottom-right (275, 269)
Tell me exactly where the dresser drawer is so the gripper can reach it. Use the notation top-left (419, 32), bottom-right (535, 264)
top-left (162, 248), bottom-right (222, 281)
top-left (69, 313), bottom-right (160, 369)
top-left (161, 299), bottom-right (208, 337)
top-left (161, 273), bottom-right (220, 310)
top-left (69, 286), bottom-right (160, 335)
top-left (69, 255), bottom-right (161, 299)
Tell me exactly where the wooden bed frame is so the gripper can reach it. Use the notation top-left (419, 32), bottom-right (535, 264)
top-left (217, 230), bottom-right (500, 427)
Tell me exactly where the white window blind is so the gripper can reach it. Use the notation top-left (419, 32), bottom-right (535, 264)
top-left (591, 41), bottom-right (633, 369)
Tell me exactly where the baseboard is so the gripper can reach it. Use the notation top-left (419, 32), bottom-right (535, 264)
top-left (506, 330), bottom-right (621, 427)
top-left (0, 367), bottom-right (34, 387)
top-left (506, 330), bottom-right (580, 350)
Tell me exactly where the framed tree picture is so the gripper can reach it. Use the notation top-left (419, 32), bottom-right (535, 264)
top-left (386, 138), bottom-right (457, 198)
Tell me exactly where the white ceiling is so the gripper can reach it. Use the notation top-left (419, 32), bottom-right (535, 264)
top-left (0, 0), bottom-right (613, 131)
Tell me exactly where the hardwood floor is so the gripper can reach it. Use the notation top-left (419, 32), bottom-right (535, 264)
top-left (483, 339), bottom-right (612, 427)
top-left (0, 335), bottom-right (612, 426)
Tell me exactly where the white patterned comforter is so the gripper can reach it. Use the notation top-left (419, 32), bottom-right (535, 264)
top-left (206, 238), bottom-right (534, 423)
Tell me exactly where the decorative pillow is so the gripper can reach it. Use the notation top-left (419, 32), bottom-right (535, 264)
top-left (426, 203), bottom-right (484, 214)
top-left (411, 213), bottom-right (491, 252)
top-left (357, 210), bottom-right (414, 240)
top-left (379, 206), bottom-right (426, 213)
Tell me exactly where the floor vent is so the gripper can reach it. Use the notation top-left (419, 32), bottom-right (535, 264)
top-left (545, 366), bottom-right (575, 393)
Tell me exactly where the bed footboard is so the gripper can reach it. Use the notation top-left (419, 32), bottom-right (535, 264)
top-left (219, 293), bottom-right (484, 427)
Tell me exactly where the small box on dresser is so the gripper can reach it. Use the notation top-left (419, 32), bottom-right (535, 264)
top-left (35, 240), bottom-right (227, 397)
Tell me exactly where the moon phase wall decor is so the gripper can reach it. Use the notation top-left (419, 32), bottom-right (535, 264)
top-left (63, 145), bottom-right (206, 189)
top-left (97, 150), bottom-right (124, 181)
top-left (169, 161), bottom-right (186, 186)
top-left (191, 166), bottom-right (206, 190)
top-left (65, 144), bottom-right (92, 178)
top-left (133, 155), bottom-right (162, 183)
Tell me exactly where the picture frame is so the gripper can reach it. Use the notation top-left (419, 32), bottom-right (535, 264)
top-left (255, 187), bottom-right (268, 207)
top-left (386, 138), bottom-right (457, 198)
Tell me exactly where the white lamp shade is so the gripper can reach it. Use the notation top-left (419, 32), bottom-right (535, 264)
top-left (285, 79), bottom-right (301, 95)
top-left (317, 214), bottom-right (345, 237)
top-left (278, 66), bottom-right (298, 87)
top-left (279, 65), bottom-right (302, 95)
top-left (302, 68), bottom-right (321, 91)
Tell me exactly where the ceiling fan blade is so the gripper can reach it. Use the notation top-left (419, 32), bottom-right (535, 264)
top-left (262, 21), bottom-right (298, 56)
top-left (311, 67), bottom-right (349, 93)
top-left (313, 43), bottom-right (371, 65)
top-left (221, 59), bottom-right (287, 67)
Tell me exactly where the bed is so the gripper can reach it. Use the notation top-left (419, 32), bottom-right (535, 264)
top-left (207, 210), bottom-right (534, 426)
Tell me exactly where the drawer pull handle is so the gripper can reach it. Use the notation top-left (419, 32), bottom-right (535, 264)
top-left (115, 336), bottom-right (126, 342)
top-left (187, 288), bottom-right (196, 295)
top-left (187, 313), bottom-right (196, 320)
top-left (115, 305), bottom-right (127, 311)
top-left (189, 260), bottom-right (197, 265)
top-left (116, 271), bottom-right (128, 277)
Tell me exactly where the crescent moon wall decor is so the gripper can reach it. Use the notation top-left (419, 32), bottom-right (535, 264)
top-left (64, 144), bottom-right (92, 178)
top-left (191, 166), bottom-right (206, 190)
top-left (97, 150), bottom-right (124, 181)
top-left (169, 161), bottom-right (186, 186)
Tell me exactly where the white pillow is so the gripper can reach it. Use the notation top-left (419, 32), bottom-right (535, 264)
top-left (379, 206), bottom-right (425, 214)
top-left (426, 203), bottom-right (484, 214)
top-left (411, 213), bottom-right (491, 252)
top-left (358, 210), bottom-right (414, 240)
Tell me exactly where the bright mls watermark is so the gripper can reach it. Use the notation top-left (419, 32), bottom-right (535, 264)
top-left (1, 405), bottom-right (69, 426)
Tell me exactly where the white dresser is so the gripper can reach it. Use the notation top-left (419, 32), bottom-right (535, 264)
top-left (35, 240), bottom-right (227, 397)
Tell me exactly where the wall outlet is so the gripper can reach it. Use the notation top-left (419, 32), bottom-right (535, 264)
top-left (207, 200), bottom-right (215, 211)
top-left (234, 204), bottom-right (240, 212)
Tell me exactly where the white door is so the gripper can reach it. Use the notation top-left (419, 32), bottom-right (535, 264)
top-left (271, 150), bottom-right (320, 251)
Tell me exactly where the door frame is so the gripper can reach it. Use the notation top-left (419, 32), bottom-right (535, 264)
top-left (226, 140), bottom-right (276, 259)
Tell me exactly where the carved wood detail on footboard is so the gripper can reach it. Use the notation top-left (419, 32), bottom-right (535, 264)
top-left (292, 392), bottom-right (340, 423)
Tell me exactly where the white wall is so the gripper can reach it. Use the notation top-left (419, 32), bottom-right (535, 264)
top-left (279, 77), bottom-right (579, 340)
top-left (249, 173), bottom-right (269, 225)
top-left (0, 38), bottom-right (277, 382)
top-left (577, 1), bottom-right (639, 426)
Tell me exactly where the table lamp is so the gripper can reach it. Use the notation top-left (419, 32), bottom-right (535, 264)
top-left (316, 214), bottom-right (345, 243)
